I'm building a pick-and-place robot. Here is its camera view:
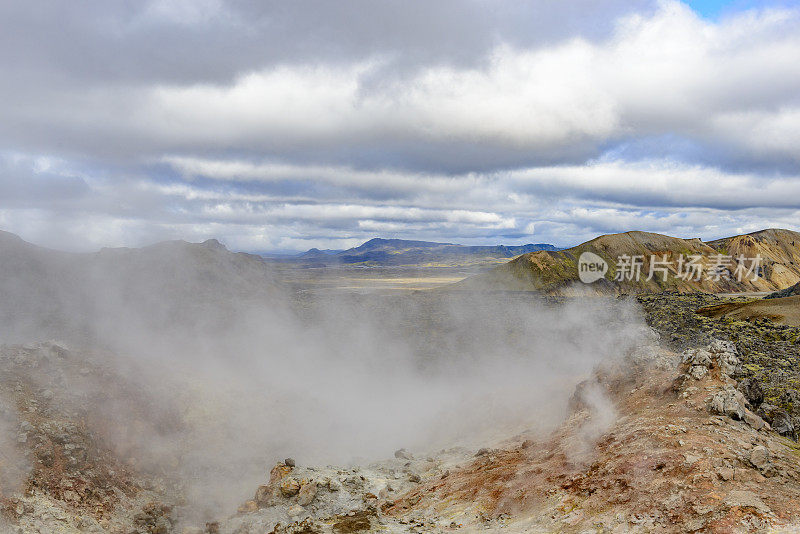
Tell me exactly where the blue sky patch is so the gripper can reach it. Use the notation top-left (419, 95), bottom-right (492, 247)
top-left (687, 0), bottom-right (800, 19)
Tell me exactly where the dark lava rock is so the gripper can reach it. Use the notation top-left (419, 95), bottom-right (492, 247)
top-left (758, 404), bottom-right (796, 439)
top-left (738, 378), bottom-right (764, 408)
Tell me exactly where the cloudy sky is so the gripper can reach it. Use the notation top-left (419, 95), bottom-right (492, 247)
top-left (1, 0), bottom-right (799, 252)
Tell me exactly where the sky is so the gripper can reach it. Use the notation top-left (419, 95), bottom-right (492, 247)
top-left (687, 0), bottom-right (799, 18)
top-left (1, 0), bottom-right (799, 253)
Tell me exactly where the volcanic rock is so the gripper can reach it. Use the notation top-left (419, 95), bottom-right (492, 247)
top-left (709, 387), bottom-right (747, 420)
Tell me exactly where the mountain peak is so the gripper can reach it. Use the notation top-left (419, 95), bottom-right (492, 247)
top-left (200, 238), bottom-right (228, 251)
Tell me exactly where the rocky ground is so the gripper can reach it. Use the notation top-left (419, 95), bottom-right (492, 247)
top-left (0, 342), bottom-right (179, 534)
top-left (4, 298), bottom-right (800, 533)
top-left (639, 292), bottom-right (800, 440)
top-left (206, 339), bottom-right (800, 533)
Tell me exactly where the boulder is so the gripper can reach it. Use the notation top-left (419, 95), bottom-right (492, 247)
top-left (708, 387), bottom-right (746, 420)
top-left (682, 349), bottom-right (712, 367)
top-left (297, 481), bottom-right (317, 506)
top-left (680, 343), bottom-right (740, 381)
top-left (723, 490), bottom-right (771, 515)
top-left (708, 339), bottom-right (737, 355)
top-left (749, 446), bottom-right (770, 469)
top-left (394, 448), bottom-right (413, 460)
top-left (716, 467), bottom-right (734, 481)
top-left (682, 342), bottom-right (740, 378)
top-left (689, 365), bottom-right (708, 380)
top-left (715, 350), bottom-right (741, 377)
top-left (270, 463), bottom-right (292, 484)
top-left (279, 477), bottom-right (301, 498)
top-left (743, 409), bottom-right (767, 431)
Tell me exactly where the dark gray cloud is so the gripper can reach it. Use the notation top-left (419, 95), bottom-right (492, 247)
top-left (0, 0), bottom-right (649, 84)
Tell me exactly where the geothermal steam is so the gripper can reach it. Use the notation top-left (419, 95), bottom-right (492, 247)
top-left (0, 235), bottom-right (653, 518)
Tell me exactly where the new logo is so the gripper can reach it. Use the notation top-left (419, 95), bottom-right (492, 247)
top-left (578, 252), bottom-right (608, 283)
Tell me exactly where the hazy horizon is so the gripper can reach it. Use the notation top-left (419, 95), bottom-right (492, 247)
top-left (4, 225), bottom-right (797, 257)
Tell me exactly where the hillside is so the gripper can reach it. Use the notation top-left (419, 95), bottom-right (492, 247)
top-left (0, 230), bottom-right (284, 345)
top-left (457, 229), bottom-right (800, 295)
top-left (267, 238), bottom-right (558, 267)
top-left (708, 229), bottom-right (800, 289)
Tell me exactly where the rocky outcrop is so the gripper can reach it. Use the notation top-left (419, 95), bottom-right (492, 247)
top-left (382, 342), bottom-right (800, 533)
top-left (641, 292), bottom-right (800, 441)
top-left (709, 387), bottom-right (747, 420)
top-left (679, 340), bottom-right (741, 383)
top-left (676, 338), bottom-right (800, 439)
top-left (222, 449), bottom-right (463, 534)
top-left (674, 341), bottom-right (774, 434)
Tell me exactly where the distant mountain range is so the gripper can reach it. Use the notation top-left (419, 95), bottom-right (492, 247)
top-left (266, 238), bottom-right (559, 267)
top-left (458, 229), bottom-right (800, 295)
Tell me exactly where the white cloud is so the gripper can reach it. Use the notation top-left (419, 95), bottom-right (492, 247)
top-left (118, 1), bottom-right (800, 167)
top-left (507, 159), bottom-right (800, 209)
top-left (163, 154), bottom-right (800, 211)
top-left (712, 108), bottom-right (800, 163)
top-left (163, 155), bottom-right (475, 195)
